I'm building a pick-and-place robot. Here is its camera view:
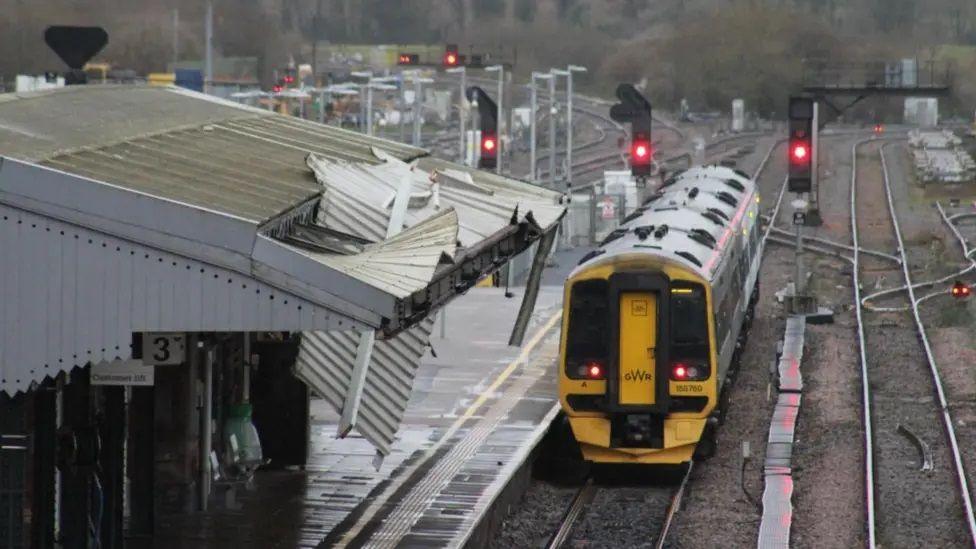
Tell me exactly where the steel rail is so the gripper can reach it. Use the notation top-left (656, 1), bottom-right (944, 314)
top-left (849, 138), bottom-right (878, 549)
top-left (767, 225), bottom-right (899, 263)
top-left (859, 201), bottom-right (976, 310)
top-left (766, 235), bottom-right (854, 264)
top-left (861, 265), bottom-right (976, 308)
top-left (879, 144), bottom-right (976, 544)
top-left (655, 461), bottom-right (694, 549)
top-left (545, 479), bottom-right (598, 549)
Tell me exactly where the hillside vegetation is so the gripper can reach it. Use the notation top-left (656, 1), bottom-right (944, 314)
top-left (1, 0), bottom-right (973, 115)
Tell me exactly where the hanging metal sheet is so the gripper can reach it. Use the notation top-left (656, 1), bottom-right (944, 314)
top-left (293, 318), bottom-right (434, 455)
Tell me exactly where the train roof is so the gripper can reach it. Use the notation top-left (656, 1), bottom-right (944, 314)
top-left (573, 165), bottom-right (757, 281)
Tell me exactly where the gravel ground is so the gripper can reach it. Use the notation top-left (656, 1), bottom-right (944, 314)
top-left (488, 482), bottom-right (580, 549)
top-left (568, 483), bottom-right (673, 548)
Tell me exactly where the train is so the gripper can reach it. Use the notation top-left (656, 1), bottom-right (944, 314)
top-left (554, 165), bottom-right (762, 466)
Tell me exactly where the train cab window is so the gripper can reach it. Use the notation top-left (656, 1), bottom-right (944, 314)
top-left (565, 279), bottom-right (609, 378)
top-left (670, 283), bottom-right (710, 360)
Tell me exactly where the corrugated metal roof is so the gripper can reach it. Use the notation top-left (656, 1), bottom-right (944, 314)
top-left (308, 152), bottom-right (564, 245)
top-left (293, 318), bottom-right (434, 455)
top-left (291, 208), bottom-right (459, 299)
top-left (0, 201), bottom-right (365, 395)
top-left (0, 85), bottom-right (424, 224)
top-left (0, 84), bottom-right (567, 443)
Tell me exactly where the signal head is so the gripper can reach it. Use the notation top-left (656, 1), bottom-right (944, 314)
top-left (791, 142), bottom-right (808, 162)
top-left (478, 133), bottom-right (498, 169)
top-left (951, 280), bottom-right (972, 299)
top-left (482, 135), bottom-right (496, 152)
top-left (630, 132), bottom-right (653, 177)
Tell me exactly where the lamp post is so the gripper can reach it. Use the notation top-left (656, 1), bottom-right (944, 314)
top-left (565, 65), bottom-right (587, 187)
top-left (484, 64), bottom-right (504, 175)
top-left (364, 76), bottom-right (398, 136)
top-left (351, 70), bottom-right (372, 132)
top-left (445, 66), bottom-right (466, 163)
top-left (549, 68), bottom-right (569, 188)
top-left (529, 71), bottom-right (553, 183)
top-left (403, 71), bottom-right (434, 147)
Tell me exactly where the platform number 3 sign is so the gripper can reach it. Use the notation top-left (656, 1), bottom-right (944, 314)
top-left (144, 333), bottom-right (186, 365)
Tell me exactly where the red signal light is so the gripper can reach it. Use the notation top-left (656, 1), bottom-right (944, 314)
top-left (951, 281), bottom-right (971, 299)
top-left (791, 143), bottom-right (808, 162)
top-left (482, 136), bottom-right (496, 152)
top-left (633, 142), bottom-right (650, 160)
top-left (444, 52), bottom-right (458, 66)
top-left (583, 361), bottom-right (604, 380)
top-left (631, 140), bottom-right (652, 163)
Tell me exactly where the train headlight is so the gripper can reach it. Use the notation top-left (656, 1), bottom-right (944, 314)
top-left (671, 361), bottom-right (709, 381)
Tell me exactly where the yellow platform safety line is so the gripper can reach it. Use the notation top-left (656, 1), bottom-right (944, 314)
top-left (338, 308), bottom-right (562, 546)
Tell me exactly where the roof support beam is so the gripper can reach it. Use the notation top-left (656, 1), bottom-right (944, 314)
top-left (509, 226), bottom-right (558, 346)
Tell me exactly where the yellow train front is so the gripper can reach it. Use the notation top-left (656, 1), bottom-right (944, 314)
top-left (558, 165), bottom-right (761, 465)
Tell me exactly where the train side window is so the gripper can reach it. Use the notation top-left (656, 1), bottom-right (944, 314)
top-left (565, 279), bottom-right (609, 378)
top-left (671, 283), bottom-right (710, 360)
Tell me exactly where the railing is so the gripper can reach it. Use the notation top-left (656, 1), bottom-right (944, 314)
top-left (802, 59), bottom-right (952, 90)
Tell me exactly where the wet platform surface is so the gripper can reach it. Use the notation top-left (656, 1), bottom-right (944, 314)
top-left (151, 268), bottom-right (575, 547)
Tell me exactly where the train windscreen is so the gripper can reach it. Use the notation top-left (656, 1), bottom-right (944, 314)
top-left (670, 283), bottom-right (710, 360)
top-left (565, 279), bottom-right (609, 378)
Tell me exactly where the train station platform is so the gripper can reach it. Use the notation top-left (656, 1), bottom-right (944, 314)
top-left (151, 281), bottom-right (570, 548)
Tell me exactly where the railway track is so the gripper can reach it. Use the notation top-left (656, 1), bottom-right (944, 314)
top-left (850, 139), bottom-right (976, 547)
top-left (543, 463), bottom-right (694, 549)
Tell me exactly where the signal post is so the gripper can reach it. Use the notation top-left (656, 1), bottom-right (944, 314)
top-left (787, 96), bottom-right (819, 314)
top-left (609, 83), bottom-right (654, 185)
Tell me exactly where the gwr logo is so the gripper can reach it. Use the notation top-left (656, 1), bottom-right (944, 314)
top-left (624, 369), bottom-right (653, 382)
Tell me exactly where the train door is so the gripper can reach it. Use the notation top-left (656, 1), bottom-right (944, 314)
top-left (618, 292), bottom-right (657, 406)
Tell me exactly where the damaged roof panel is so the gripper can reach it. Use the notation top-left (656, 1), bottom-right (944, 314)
top-left (308, 152), bottom-right (564, 247)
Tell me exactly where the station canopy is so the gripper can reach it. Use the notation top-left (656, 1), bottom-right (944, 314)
top-left (0, 86), bottom-right (563, 452)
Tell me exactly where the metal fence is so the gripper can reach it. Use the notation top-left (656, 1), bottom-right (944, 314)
top-left (505, 188), bottom-right (642, 286)
top-left (559, 184), bottom-right (651, 249)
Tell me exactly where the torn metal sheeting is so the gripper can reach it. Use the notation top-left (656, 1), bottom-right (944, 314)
top-left (293, 318), bottom-right (435, 456)
top-left (308, 153), bottom-right (564, 245)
